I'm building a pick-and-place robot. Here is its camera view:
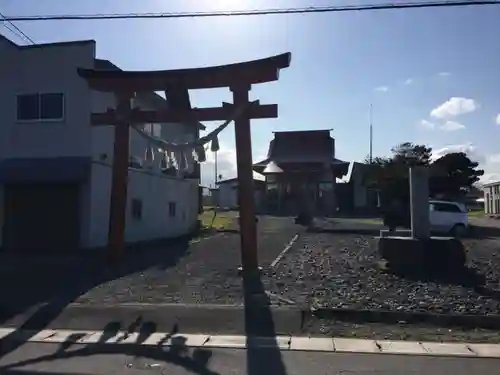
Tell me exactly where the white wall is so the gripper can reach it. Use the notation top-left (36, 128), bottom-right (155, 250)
top-left (217, 180), bottom-right (267, 210)
top-left (90, 91), bottom-right (149, 164)
top-left (83, 163), bottom-right (199, 248)
top-left (86, 75), bottom-right (202, 248)
top-left (353, 179), bottom-right (367, 208)
top-left (348, 165), bottom-right (367, 208)
top-left (0, 40), bottom-right (96, 160)
top-left (217, 181), bottom-right (238, 208)
top-left (484, 184), bottom-right (500, 215)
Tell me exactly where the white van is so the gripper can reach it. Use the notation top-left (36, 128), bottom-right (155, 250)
top-left (429, 200), bottom-right (469, 237)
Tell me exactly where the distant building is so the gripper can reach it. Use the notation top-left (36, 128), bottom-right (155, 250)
top-left (215, 178), bottom-right (265, 210)
top-left (483, 181), bottom-right (500, 215)
top-left (253, 130), bottom-right (377, 215)
top-left (336, 161), bottom-right (380, 213)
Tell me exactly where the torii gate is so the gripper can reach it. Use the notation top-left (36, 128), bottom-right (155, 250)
top-left (78, 53), bottom-right (291, 271)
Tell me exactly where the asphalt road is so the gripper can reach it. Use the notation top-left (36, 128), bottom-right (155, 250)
top-left (1, 342), bottom-right (500, 375)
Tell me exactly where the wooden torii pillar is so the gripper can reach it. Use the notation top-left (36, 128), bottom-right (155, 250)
top-left (78, 53), bottom-right (291, 271)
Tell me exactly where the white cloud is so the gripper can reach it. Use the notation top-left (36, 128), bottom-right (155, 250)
top-left (419, 119), bottom-right (435, 129)
top-left (438, 72), bottom-right (451, 77)
top-left (482, 153), bottom-right (500, 183)
top-left (375, 86), bottom-right (389, 92)
top-left (439, 120), bottom-right (466, 131)
top-left (432, 143), bottom-right (485, 164)
top-left (430, 97), bottom-right (478, 120)
top-left (403, 78), bottom-right (414, 85)
top-left (200, 144), bottom-right (264, 188)
top-left (496, 113), bottom-right (500, 125)
top-left (418, 119), bottom-right (464, 131)
top-left (488, 154), bottom-right (500, 164)
top-left (481, 173), bottom-right (500, 184)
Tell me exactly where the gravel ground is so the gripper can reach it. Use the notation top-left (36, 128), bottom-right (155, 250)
top-left (6, 216), bottom-right (500, 343)
top-left (264, 219), bottom-right (500, 316)
top-left (0, 216), bottom-right (302, 311)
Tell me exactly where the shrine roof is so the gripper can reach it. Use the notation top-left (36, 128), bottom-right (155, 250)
top-left (253, 157), bottom-right (349, 167)
top-left (78, 53), bottom-right (291, 91)
top-left (216, 177), bottom-right (265, 185)
top-left (254, 130), bottom-right (348, 167)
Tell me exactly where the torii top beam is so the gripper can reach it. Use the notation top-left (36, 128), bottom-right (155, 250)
top-left (78, 53), bottom-right (291, 92)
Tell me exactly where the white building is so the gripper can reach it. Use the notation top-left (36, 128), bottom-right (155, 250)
top-left (215, 178), bottom-right (265, 210)
top-left (483, 181), bottom-right (500, 215)
top-left (0, 35), bottom-right (201, 251)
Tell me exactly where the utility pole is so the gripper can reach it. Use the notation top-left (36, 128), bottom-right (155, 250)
top-left (214, 149), bottom-right (218, 207)
top-left (369, 104), bottom-right (373, 164)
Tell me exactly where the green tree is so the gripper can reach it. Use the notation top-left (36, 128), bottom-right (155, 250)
top-left (430, 152), bottom-right (484, 199)
top-left (390, 142), bottom-right (432, 167)
top-left (366, 144), bottom-right (484, 205)
top-left (365, 143), bottom-right (433, 206)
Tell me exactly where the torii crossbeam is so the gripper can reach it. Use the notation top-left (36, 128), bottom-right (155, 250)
top-left (78, 53), bottom-right (291, 272)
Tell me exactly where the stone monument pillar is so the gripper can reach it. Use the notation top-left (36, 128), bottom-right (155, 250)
top-left (378, 164), bottom-right (466, 272)
top-left (409, 166), bottom-right (430, 239)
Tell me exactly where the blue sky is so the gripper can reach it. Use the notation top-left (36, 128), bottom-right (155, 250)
top-left (2, 0), bottom-right (500, 185)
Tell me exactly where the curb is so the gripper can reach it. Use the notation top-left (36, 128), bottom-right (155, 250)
top-left (309, 307), bottom-right (500, 330)
top-left (270, 234), bottom-right (300, 268)
top-left (1, 327), bottom-right (499, 358)
top-left (5, 302), bottom-right (500, 333)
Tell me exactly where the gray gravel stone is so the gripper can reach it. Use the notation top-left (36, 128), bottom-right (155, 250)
top-left (263, 229), bottom-right (500, 316)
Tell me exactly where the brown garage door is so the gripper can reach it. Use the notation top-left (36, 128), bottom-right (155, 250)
top-left (3, 184), bottom-right (81, 252)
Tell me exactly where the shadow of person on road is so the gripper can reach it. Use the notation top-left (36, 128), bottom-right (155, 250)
top-left (0, 320), bottom-right (218, 375)
top-left (0, 235), bottom-right (196, 359)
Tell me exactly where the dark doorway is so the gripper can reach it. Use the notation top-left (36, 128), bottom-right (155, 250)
top-left (3, 184), bottom-right (81, 252)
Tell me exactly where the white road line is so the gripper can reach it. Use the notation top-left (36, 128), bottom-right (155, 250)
top-left (270, 234), bottom-right (300, 268)
top-left (1, 327), bottom-right (499, 357)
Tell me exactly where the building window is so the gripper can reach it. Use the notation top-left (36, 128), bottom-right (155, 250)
top-left (131, 198), bottom-right (143, 221)
top-left (169, 202), bottom-right (176, 217)
top-left (433, 202), bottom-right (462, 213)
top-left (17, 93), bottom-right (64, 121)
